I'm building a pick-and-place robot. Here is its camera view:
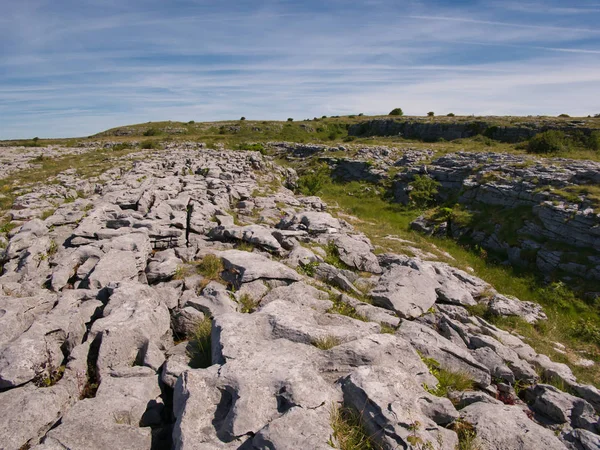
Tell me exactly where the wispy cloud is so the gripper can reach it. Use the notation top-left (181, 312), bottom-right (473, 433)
top-left (1, 0), bottom-right (599, 139)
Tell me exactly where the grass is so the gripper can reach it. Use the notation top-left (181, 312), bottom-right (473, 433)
top-left (450, 420), bottom-right (481, 450)
top-left (188, 316), bottom-right (212, 369)
top-left (327, 292), bottom-right (368, 322)
top-left (312, 335), bottom-right (342, 350)
top-left (323, 241), bottom-right (352, 270)
top-left (237, 293), bottom-right (259, 313)
top-left (329, 405), bottom-right (381, 450)
top-left (196, 254), bottom-right (224, 280)
top-left (421, 356), bottom-right (475, 397)
top-left (0, 145), bottom-right (141, 216)
top-left (311, 178), bottom-right (600, 387)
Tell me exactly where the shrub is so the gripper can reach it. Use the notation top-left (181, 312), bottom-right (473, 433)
top-left (558, 114), bottom-right (570, 118)
top-left (570, 318), bottom-right (600, 345)
top-left (587, 131), bottom-right (600, 151)
top-left (188, 120), bottom-right (195, 124)
top-left (322, 115), bottom-right (327, 119)
top-left (527, 130), bottom-right (569, 154)
top-left (447, 113), bottom-right (455, 117)
top-left (240, 117), bottom-right (246, 121)
top-left (358, 113), bottom-right (364, 116)
top-left (287, 118), bottom-right (294, 122)
top-left (143, 127), bottom-right (160, 136)
top-left (389, 107), bottom-right (403, 116)
top-left (140, 140), bottom-right (160, 149)
top-left (296, 165), bottom-right (330, 196)
top-left (408, 175), bottom-right (440, 208)
top-left (427, 111), bottom-right (435, 117)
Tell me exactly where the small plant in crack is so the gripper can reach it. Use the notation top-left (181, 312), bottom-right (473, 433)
top-left (237, 293), bottom-right (259, 313)
top-left (188, 316), bottom-right (213, 368)
top-left (329, 404), bottom-right (381, 449)
top-left (32, 343), bottom-right (65, 388)
top-left (312, 335), bottom-right (341, 350)
top-left (196, 254), bottom-right (224, 280)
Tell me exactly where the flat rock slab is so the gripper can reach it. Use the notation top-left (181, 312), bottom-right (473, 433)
top-left (219, 250), bottom-right (301, 284)
top-left (369, 265), bottom-right (437, 318)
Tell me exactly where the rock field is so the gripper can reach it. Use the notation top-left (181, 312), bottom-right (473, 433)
top-left (284, 142), bottom-right (600, 285)
top-left (0, 145), bottom-right (599, 449)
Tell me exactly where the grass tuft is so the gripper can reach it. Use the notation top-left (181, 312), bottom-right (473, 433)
top-left (237, 293), bottom-right (259, 313)
top-left (421, 355), bottom-right (474, 397)
top-left (188, 316), bottom-right (212, 369)
top-left (329, 405), bottom-right (381, 450)
top-left (196, 254), bottom-right (224, 280)
top-left (312, 335), bottom-right (341, 350)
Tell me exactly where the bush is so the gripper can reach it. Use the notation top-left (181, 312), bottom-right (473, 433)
top-left (587, 131), bottom-right (600, 151)
top-left (527, 130), bottom-right (570, 154)
top-left (558, 114), bottom-right (570, 118)
top-left (447, 113), bottom-right (455, 117)
top-left (427, 111), bottom-right (435, 117)
top-left (408, 175), bottom-right (440, 207)
top-left (188, 120), bottom-right (195, 124)
top-left (143, 127), bottom-right (159, 136)
top-left (389, 107), bottom-right (403, 116)
top-left (358, 113), bottom-right (364, 116)
top-left (287, 118), bottom-right (294, 122)
top-left (140, 140), bottom-right (160, 149)
top-left (240, 117), bottom-right (246, 121)
top-left (296, 165), bottom-right (330, 196)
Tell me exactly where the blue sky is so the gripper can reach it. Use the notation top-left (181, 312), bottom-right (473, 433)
top-left (1, 0), bottom-right (600, 139)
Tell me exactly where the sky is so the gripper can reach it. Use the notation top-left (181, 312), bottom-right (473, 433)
top-left (1, 0), bottom-right (600, 139)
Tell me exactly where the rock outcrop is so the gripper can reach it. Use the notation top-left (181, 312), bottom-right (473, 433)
top-left (0, 145), bottom-right (597, 450)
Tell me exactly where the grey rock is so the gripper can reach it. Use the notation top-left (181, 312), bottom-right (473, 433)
top-left (340, 366), bottom-right (458, 449)
top-left (86, 249), bottom-right (140, 289)
top-left (565, 428), bottom-right (600, 450)
top-left (278, 211), bottom-right (342, 233)
top-left (460, 402), bottom-right (568, 450)
top-left (487, 293), bottom-right (547, 324)
top-left (90, 282), bottom-right (171, 375)
top-left (332, 234), bottom-right (381, 273)
top-left (398, 320), bottom-right (491, 387)
top-left (219, 250), bottom-right (301, 285)
top-left (146, 248), bottom-right (183, 283)
top-left (527, 384), bottom-right (599, 430)
top-left (370, 265), bottom-right (437, 318)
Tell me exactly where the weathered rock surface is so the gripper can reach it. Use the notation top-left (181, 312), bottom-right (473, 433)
top-left (0, 145), bottom-right (597, 450)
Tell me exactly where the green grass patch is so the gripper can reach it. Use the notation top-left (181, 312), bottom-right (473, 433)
top-left (196, 254), bottom-right (224, 280)
top-left (327, 293), bottom-right (368, 322)
top-left (421, 356), bottom-right (475, 397)
top-left (329, 405), bottom-right (381, 450)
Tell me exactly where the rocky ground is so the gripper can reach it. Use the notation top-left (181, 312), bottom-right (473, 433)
top-left (0, 146), bottom-right (599, 449)
top-left (284, 142), bottom-right (600, 287)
